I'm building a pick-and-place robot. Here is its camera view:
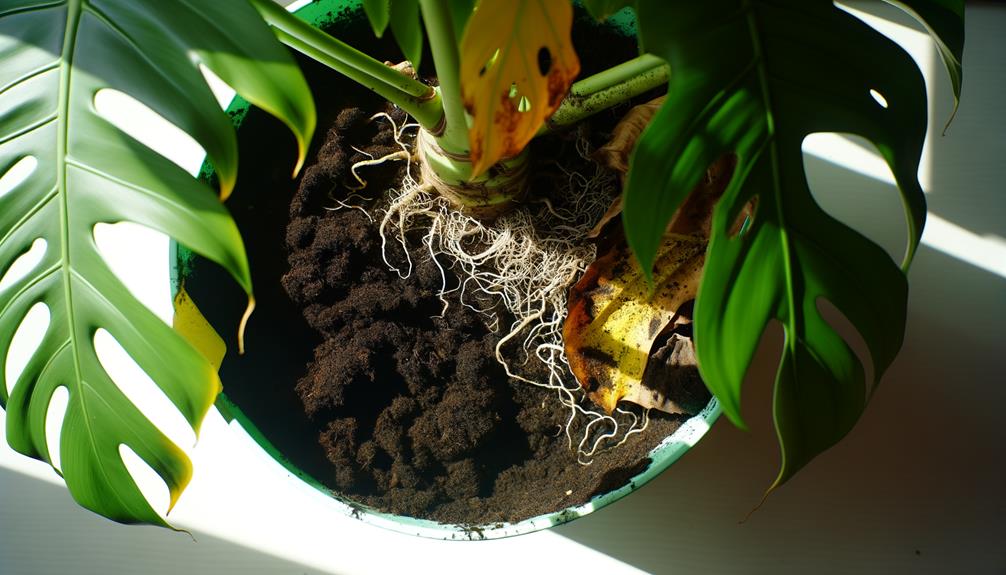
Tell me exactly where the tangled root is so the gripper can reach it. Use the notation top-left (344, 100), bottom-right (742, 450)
top-left (337, 115), bottom-right (650, 463)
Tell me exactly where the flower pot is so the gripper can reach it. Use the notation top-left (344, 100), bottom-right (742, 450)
top-left (170, 0), bottom-right (720, 540)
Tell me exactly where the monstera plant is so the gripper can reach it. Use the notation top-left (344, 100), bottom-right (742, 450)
top-left (0, 0), bottom-right (964, 526)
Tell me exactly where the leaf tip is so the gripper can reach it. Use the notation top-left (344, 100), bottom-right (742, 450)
top-left (238, 295), bottom-right (256, 355)
top-left (167, 490), bottom-right (184, 516)
top-left (218, 173), bottom-right (236, 202)
top-left (739, 484), bottom-right (774, 524)
top-left (285, 99), bottom-right (316, 180)
top-left (941, 97), bottom-right (961, 137)
top-left (292, 145), bottom-right (307, 178)
top-left (166, 520), bottom-right (196, 540)
top-left (720, 401), bottom-right (749, 432)
top-left (291, 105), bottom-right (315, 178)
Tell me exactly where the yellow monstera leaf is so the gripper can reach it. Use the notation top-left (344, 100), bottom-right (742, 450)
top-left (459, 0), bottom-right (580, 176)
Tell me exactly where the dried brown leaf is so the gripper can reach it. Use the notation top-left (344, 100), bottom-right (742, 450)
top-left (593, 95), bottom-right (665, 176)
top-left (566, 154), bottom-right (737, 414)
top-left (564, 233), bottom-right (706, 414)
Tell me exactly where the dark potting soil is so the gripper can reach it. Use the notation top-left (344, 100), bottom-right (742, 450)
top-left (281, 103), bottom-right (693, 524)
top-left (185, 6), bottom-right (700, 526)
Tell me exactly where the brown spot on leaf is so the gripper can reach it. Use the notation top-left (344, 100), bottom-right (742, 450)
top-left (648, 317), bottom-right (662, 338)
top-left (581, 346), bottom-right (618, 368)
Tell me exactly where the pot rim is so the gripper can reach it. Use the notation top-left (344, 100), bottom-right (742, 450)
top-left (169, 0), bottom-right (721, 540)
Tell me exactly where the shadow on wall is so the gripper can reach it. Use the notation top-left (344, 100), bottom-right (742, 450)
top-left (0, 467), bottom-right (330, 575)
top-left (555, 4), bottom-right (1006, 574)
top-left (553, 193), bottom-right (1006, 575)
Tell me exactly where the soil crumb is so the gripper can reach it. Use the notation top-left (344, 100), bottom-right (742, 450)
top-left (281, 103), bottom-right (697, 525)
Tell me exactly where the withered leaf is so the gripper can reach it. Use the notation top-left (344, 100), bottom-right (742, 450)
top-left (565, 154), bottom-right (736, 414)
top-left (589, 154), bottom-right (738, 241)
top-left (564, 232), bottom-right (706, 414)
top-left (593, 95), bottom-right (665, 176)
top-left (459, 0), bottom-right (580, 177)
top-left (633, 330), bottom-right (711, 416)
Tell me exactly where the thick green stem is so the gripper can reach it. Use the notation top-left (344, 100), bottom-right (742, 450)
top-left (572, 54), bottom-right (665, 96)
top-left (416, 55), bottom-right (669, 218)
top-left (547, 54), bottom-right (669, 129)
top-left (251, 0), bottom-right (444, 130)
top-left (418, 0), bottom-right (470, 155)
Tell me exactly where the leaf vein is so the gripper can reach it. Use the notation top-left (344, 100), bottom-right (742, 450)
top-left (0, 0), bottom-right (66, 20)
top-left (0, 263), bottom-right (58, 319)
top-left (0, 188), bottom-right (58, 248)
top-left (0, 114), bottom-right (57, 146)
top-left (65, 158), bottom-right (203, 218)
top-left (0, 61), bottom-right (60, 98)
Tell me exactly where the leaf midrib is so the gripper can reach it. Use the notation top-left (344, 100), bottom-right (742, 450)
top-left (742, 0), bottom-right (799, 352)
top-left (56, 0), bottom-right (90, 456)
top-left (55, 0), bottom-right (131, 511)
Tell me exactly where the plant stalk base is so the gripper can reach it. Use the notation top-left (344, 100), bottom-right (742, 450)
top-left (417, 130), bottom-right (529, 220)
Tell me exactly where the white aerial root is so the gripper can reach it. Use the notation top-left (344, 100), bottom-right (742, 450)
top-left (325, 191), bottom-right (375, 222)
top-left (340, 116), bottom-right (651, 462)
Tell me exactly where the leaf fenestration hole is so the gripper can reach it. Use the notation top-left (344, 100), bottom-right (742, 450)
top-left (869, 89), bottom-right (889, 109)
top-left (508, 82), bottom-right (518, 99)
top-left (801, 133), bottom-right (907, 263)
top-left (45, 386), bottom-right (68, 472)
top-left (537, 46), bottom-right (552, 76)
top-left (518, 95), bottom-right (532, 113)
top-left (93, 223), bottom-right (172, 325)
top-left (728, 197), bottom-right (758, 239)
top-left (0, 155), bottom-right (38, 199)
top-left (816, 297), bottom-right (876, 398)
top-left (738, 320), bottom-right (786, 425)
top-left (198, 63), bottom-right (238, 109)
top-left (479, 48), bottom-right (501, 77)
top-left (0, 238), bottom-right (47, 294)
top-left (119, 444), bottom-right (171, 516)
top-left (95, 329), bottom-right (197, 451)
top-left (93, 89), bottom-right (207, 174)
top-left (5, 301), bottom-right (50, 396)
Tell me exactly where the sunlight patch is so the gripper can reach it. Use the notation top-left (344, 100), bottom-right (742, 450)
top-left (0, 238), bottom-right (47, 294)
top-left (93, 89), bottom-right (207, 174)
top-left (4, 302), bottom-right (49, 396)
top-left (45, 386), bottom-right (69, 472)
top-left (93, 222), bottom-right (172, 325)
top-left (120, 444), bottom-right (171, 516)
top-left (0, 156), bottom-right (37, 198)
top-left (95, 329), bottom-right (197, 451)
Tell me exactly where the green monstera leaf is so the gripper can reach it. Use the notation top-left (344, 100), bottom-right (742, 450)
top-left (360, 0), bottom-right (424, 69)
top-left (0, 0), bottom-right (314, 525)
top-left (362, 0), bottom-right (391, 37)
top-left (622, 0), bottom-right (964, 489)
top-left (389, 0), bottom-right (422, 69)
